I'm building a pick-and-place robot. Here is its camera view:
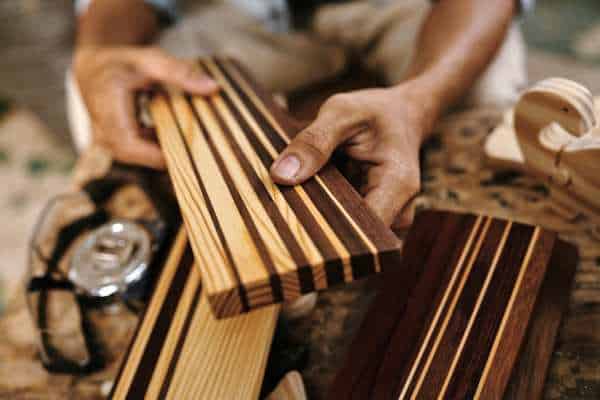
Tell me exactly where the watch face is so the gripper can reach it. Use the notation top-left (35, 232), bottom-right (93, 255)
top-left (69, 220), bottom-right (152, 298)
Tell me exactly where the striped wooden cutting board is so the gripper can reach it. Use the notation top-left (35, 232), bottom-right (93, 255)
top-left (329, 210), bottom-right (578, 399)
top-left (149, 57), bottom-right (401, 318)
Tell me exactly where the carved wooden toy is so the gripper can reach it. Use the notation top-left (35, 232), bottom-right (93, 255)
top-left (149, 57), bottom-right (401, 318)
top-left (330, 210), bottom-right (577, 400)
top-left (485, 78), bottom-right (600, 220)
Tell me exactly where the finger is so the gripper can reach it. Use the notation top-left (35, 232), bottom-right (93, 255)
top-left (113, 137), bottom-right (167, 170)
top-left (270, 98), bottom-right (365, 185)
top-left (95, 86), bottom-right (166, 170)
top-left (135, 48), bottom-right (219, 94)
top-left (363, 166), bottom-right (419, 226)
top-left (393, 202), bottom-right (416, 229)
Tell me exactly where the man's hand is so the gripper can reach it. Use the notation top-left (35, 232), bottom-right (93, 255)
top-left (73, 46), bottom-right (218, 169)
top-left (270, 84), bottom-right (436, 227)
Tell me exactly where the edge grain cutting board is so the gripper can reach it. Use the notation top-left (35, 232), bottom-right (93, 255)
top-left (149, 57), bottom-right (401, 318)
top-left (329, 210), bottom-right (577, 400)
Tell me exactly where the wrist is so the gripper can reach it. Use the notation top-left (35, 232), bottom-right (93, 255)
top-left (390, 78), bottom-right (443, 142)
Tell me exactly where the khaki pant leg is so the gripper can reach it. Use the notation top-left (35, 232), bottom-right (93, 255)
top-left (158, 2), bottom-right (347, 93)
top-left (313, 0), bottom-right (528, 107)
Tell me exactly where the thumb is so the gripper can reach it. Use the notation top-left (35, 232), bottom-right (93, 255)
top-left (135, 48), bottom-right (219, 94)
top-left (271, 112), bottom-right (349, 185)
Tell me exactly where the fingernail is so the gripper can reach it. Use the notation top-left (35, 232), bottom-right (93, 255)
top-left (273, 154), bottom-right (300, 180)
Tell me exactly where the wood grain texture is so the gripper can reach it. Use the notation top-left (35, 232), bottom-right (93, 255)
top-left (328, 210), bottom-right (578, 400)
top-left (111, 228), bottom-right (279, 400)
top-left (149, 57), bottom-right (401, 318)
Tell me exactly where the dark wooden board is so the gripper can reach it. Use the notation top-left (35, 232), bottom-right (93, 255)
top-left (329, 210), bottom-right (578, 399)
top-left (149, 57), bottom-right (401, 318)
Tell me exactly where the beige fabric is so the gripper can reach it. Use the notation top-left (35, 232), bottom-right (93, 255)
top-left (158, 2), bottom-right (347, 93)
top-left (67, 0), bottom-right (527, 151)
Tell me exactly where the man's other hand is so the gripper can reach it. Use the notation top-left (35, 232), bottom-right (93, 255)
top-left (270, 85), bottom-right (435, 227)
top-left (73, 46), bottom-right (218, 169)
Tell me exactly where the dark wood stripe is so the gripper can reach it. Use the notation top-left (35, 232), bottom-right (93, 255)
top-left (125, 244), bottom-right (194, 399)
top-left (442, 222), bottom-right (536, 399)
top-left (370, 214), bottom-right (480, 399)
top-left (211, 58), bottom-right (371, 280)
top-left (163, 95), bottom-right (250, 312)
top-left (158, 285), bottom-right (203, 399)
top-left (205, 97), bottom-right (316, 293)
top-left (415, 218), bottom-right (509, 398)
top-left (185, 95), bottom-right (285, 302)
top-left (201, 61), bottom-right (345, 286)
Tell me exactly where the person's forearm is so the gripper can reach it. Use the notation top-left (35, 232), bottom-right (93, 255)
top-left (400, 0), bottom-right (515, 133)
top-left (77, 0), bottom-right (160, 47)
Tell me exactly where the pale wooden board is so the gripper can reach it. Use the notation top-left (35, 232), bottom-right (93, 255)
top-left (111, 228), bottom-right (279, 400)
top-left (150, 57), bottom-right (401, 318)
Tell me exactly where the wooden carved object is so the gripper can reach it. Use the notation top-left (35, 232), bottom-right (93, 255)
top-left (514, 78), bottom-right (600, 215)
top-left (486, 78), bottom-right (600, 218)
top-left (330, 210), bottom-right (577, 399)
top-left (149, 57), bottom-right (401, 318)
top-left (111, 229), bottom-right (279, 400)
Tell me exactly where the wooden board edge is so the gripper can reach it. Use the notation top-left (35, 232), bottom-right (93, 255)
top-left (503, 239), bottom-right (578, 399)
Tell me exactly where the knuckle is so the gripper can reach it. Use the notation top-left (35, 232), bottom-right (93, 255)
top-left (177, 61), bottom-right (199, 80)
top-left (324, 93), bottom-right (351, 110)
top-left (144, 46), bottom-right (166, 59)
top-left (296, 128), bottom-right (332, 159)
top-left (388, 164), bottom-right (420, 194)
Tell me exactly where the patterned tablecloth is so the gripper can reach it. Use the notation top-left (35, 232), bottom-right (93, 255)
top-left (0, 107), bottom-right (598, 399)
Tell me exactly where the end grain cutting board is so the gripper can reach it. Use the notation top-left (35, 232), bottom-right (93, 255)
top-left (330, 210), bottom-right (577, 400)
top-left (149, 57), bottom-right (401, 318)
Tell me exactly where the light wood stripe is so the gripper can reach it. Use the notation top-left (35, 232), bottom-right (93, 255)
top-left (473, 227), bottom-right (542, 399)
top-left (111, 228), bottom-right (187, 399)
top-left (397, 215), bottom-right (484, 400)
top-left (165, 296), bottom-right (279, 399)
top-left (410, 217), bottom-right (493, 399)
top-left (151, 97), bottom-right (236, 293)
top-left (436, 221), bottom-right (513, 399)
